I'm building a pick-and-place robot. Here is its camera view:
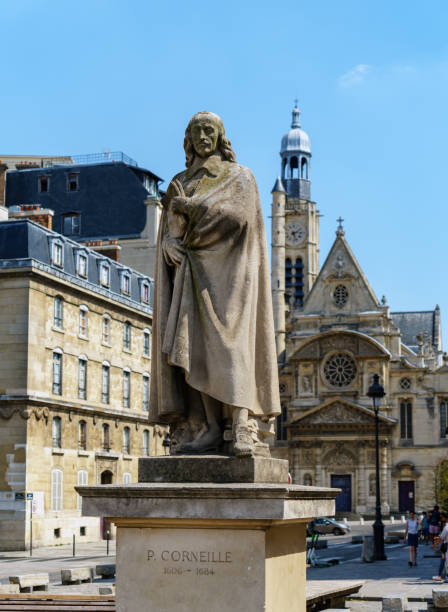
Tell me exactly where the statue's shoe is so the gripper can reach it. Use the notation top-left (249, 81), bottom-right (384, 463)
top-left (233, 425), bottom-right (254, 457)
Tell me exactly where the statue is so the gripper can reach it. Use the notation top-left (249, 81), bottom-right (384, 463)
top-left (150, 111), bottom-right (280, 457)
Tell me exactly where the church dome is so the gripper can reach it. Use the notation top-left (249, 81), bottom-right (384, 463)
top-left (280, 106), bottom-right (311, 154)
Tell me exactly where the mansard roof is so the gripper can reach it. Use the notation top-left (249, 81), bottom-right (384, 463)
top-left (5, 161), bottom-right (162, 242)
top-left (0, 219), bottom-right (153, 315)
top-left (391, 310), bottom-right (439, 353)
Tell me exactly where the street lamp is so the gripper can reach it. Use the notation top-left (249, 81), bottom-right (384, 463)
top-left (367, 373), bottom-right (387, 561)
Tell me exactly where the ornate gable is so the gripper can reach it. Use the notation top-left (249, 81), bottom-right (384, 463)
top-left (299, 401), bottom-right (372, 426)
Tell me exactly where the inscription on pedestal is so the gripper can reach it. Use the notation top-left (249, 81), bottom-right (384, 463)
top-left (116, 528), bottom-right (265, 612)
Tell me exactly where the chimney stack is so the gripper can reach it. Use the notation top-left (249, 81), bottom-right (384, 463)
top-left (82, 239), bottom-right (121, 262)
top-left (9, 204), bottom-right (54, 230)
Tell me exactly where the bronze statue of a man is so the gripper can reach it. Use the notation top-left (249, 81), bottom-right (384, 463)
top-left (150, 111), bottom-right (280, 456)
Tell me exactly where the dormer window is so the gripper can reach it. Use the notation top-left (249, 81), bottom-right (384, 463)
top-left (75, 250), bottom-right (88, 278)
top-left (50, 239), bottom-right (64, 268)
top-left (140, 280), bottom-right (150, 304)
top-left (100, 261), bottom-right (110, 287)
top-left (67, 173), bottom-right (79, 192)
top-left (120, 271), bottom-right (131, 295)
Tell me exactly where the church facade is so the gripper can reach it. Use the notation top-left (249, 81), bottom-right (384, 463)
top-left (271, 106), bottom-right (448, 515)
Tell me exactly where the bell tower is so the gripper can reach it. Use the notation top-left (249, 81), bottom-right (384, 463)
top-left (271, 104), bottom-right (320, 354)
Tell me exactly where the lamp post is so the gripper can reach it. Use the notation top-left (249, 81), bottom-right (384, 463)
top-left (367, 373), bottom-right (387, 561)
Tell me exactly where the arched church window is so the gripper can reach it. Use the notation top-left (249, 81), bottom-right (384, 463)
top-left (276, 403), bottom-right (288, 441)
top-left (293, 258), bottom-right (304, 307)
top-left (301, 157), bottom-right (308, 180)
top-left (323, 352), bottom-right (357, 387)
top-left (333, 285), bottom-right (349, 308)
top-left (290, 156), bottom-right (299, 179)
top-left (285, 258), bottom-right (293, 289)
top-left (281, 158), bottom-right (287, 179)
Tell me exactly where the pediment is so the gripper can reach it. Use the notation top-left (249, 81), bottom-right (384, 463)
top-left (290, 398), bottom-right (396, 428)
top-left (292, 331), bottom-right (389, 361)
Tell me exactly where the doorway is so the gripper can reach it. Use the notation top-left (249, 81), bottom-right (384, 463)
top-left (100, 470), bottom-right (113, 484)
top-left (331, 474), bottom-right (352, 512)
top-left (398, 481), bottom-right (415, 512)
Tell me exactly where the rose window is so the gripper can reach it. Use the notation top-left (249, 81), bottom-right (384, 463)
top-left (333, 285), bottom-right (349, 308)
top-left (323, 353), bottom-right (357, 387)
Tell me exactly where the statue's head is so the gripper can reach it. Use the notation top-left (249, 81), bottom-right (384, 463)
top-left (184, 111), bottom-right (236, 168)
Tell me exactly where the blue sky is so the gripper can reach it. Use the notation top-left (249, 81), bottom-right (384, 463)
top-left (2, 0), bottom-right (448, 347)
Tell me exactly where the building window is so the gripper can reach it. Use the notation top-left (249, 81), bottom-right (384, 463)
top-left (78, 358), bottom-right (87, 400)
top-left (301, 157), bottom-right (308, 180)
top-left (123, 369), bottom-right (131, 408)
top-left (120, 272), bottom-right (131, 295)
top-left (143, 330), bottom-right (151, 357)
top-left (400, 400), bottom-right (413, 439)
top-left (102, 423), bottom-right (110, 452)
top-left (140, 281), bottom-right (150, 304)
top-left (100, 263), bottom-right (110, 287)
top-left (53, 296), bottom-right (63, 329)
top-left (440, 400), bottom-right (448, 438)
top-left (52, 416), bottom-right (62, 448)
top-left (51, 240), bottom-right (64, 268)
top-left (78, 420), bottom-right (87, 450)
top-left (142, 429), bottom-right (150, 456)
top-left (142, 374), bottom-right (150, 411)
top-left (38, 175), bottom-right (50, 193)
top-left (67, 173), bottom-right (79, 192)
top-left (51, 469), bottom-right (63, 511)
top-left (333, 285), bottom-right (349, 308)
top-left (101, 363), bottom-right (110, 404)
top-left (323, 352), bottom-right (357, 388)
top-left (76, 252), bottom-right (88, 277)
top-left (123, 427), bottom-right (131, 455)
top-left (79, 306), bottom-right (88, 338)
top-left (303, 473), bottom-right (313, 486)
top-left (123, 472), bottom-right (131, 484)
top-left (276, 403), bottom-right (287, 441)
top-left (52, 351), bottom-right (63, 395)
top-left (77, 470), bottom-right (87, 510)
top-left (63, 213), bottom-right (80, 235)
top-left (368, 473), bottom-right (376, 496)
top-left (400, 377), bottom-right (411, 391)
top-left (123, 322), bottom-right (132, 351)
top-left (102, 316), bottom-right (111, 345)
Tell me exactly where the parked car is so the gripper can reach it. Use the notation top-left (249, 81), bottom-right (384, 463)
top-left (307, 517), bottom-right (351, 536)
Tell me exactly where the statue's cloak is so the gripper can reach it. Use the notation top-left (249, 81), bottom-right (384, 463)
top-left (149, 160), bottom-right (280, 421)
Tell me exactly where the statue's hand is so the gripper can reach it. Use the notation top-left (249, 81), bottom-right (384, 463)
top-left (171, 196), bottom-right (191, 215)
top-left (163, 237), bottom-right (185, 267)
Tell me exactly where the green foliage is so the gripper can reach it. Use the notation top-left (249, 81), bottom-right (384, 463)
top-left (436, 460), bottom-right (448, 513)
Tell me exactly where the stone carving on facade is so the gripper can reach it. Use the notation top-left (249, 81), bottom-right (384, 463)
top-left (299, 402), bottom-right (373, 426)
top-left (301, 449), bottom-right (314, 465)
top-left (367, 451), bottom-right (376, 464)
top-left (323, 444), bottom-right (355, 467)
top-left (0, 406), bottom-right (30, 420)
top-left (32, 406), bottom-right (49, 422)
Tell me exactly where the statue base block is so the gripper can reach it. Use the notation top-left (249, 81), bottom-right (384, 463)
top-left (80, 482), bottom-right (338, 612)
top-left (138, 455), bottom-right (289, 483)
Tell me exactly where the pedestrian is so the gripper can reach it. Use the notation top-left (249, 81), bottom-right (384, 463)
top-left (432, 512), bottom-right (448, 582)
top-left (421, 511), bottom-right (430, 545)
top-left (404, 510), bottom-right (420, 567)
top-left (429, 505), bottom-right (441, 544)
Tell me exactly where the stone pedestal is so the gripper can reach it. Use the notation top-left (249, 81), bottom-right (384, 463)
top-left (78, 457), bottom-right (338, 612)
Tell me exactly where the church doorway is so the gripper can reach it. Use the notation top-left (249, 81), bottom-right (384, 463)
top-left (331, 474), bottom-right (352, 512)
top-left (398, 481), bottom-right (415, 512)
